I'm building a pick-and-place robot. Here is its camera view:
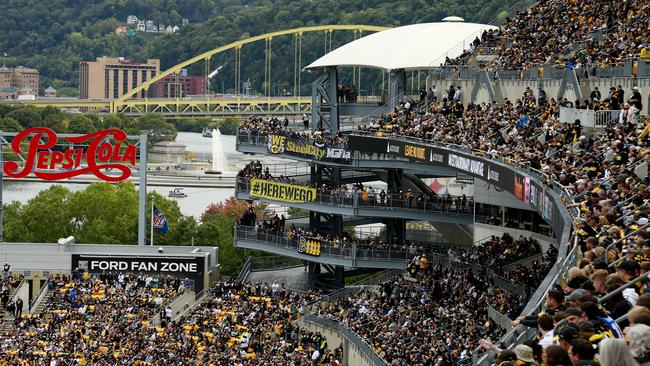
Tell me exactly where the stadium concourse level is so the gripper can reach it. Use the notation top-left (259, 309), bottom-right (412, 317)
top-left (445, 0), bottom-right (649, 68)
top-left (236, 161), bottom-right (474, 214)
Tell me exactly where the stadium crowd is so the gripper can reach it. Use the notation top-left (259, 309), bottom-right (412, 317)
top-left (348, 93), bottom-right (650, 364)
top-left (0, 272), bottom-right (182, 365)
top-left (459, 0), bottom-right (650, 69)
top-left (132, 281), bottom-right (340, 365)
top-left (236, 78), bottom-right (650, 360)
top-left (311, 262), bottom-right (528, 365)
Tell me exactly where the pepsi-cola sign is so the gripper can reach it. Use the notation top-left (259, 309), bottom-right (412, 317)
top-left (3, 127), bottom-right (138, 182)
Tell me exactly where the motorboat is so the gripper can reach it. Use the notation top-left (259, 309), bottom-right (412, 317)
top-left (202, 127), bottom-right (212, 138)
top-left (168, 188), bottom-right (188, 198)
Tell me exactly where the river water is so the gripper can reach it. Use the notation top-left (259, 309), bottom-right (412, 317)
top-left (2, 132), bottom-right (283, 219)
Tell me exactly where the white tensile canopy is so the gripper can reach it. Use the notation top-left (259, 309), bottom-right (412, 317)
top-left (306, 22), bottom-right (498, 71)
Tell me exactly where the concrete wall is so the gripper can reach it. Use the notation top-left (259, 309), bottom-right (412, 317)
top-left (473, 222), bottom-right (554, 252)
top-left (474, 179), bottom-right (529, 211)
top-left (299, 318), bottom-right (380, 366)
top-left (427, 74), bottom-right (649, 117)
top-left (11, 280), bottom-right (29, 315)
top-left (170, 290), bottom-right (196, 321)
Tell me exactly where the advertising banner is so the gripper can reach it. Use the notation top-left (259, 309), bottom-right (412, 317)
top-left (249, 179), bottom-right (317, 203)
top-left (3, 127), bottom-right (138, 182)
top-left (267, 134), bottom-right (350, 162)
top-left (348, 135), bottom-right (515, 193)
top-left (71, 254), bottom-right (206, 292)
top-left (298, 237), bottom-right (322, 256)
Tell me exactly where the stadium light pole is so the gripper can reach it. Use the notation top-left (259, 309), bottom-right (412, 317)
top-left (138, 134), bottom-right (147, 246)
top-left (0, 130), bottom-right (3, 242)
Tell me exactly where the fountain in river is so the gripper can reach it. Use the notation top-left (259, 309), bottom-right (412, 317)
top-left (205, 128), bottom-right (226, 174)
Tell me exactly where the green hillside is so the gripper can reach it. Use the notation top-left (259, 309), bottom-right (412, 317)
top-left (0, 0), bottom-right (522, 96)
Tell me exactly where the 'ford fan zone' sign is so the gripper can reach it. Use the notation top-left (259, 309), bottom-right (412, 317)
top-left (3, 127), bottom-right (138, 182)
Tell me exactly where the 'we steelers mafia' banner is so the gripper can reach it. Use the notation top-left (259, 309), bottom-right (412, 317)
top-left (249, 179), bottom-right (317, 203)
top-left (267, 134), bottom-right (351, 162)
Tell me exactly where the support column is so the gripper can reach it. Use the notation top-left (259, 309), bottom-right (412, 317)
top-left (385, 219), bottom-right (406, 245)
top-left (310, 66), bottom-right (339, 133)
top-left (388, 68), bottom-right (406, 110)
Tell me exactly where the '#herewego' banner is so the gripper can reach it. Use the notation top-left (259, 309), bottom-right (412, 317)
top-left (249, 179), bottom-right (317, 203)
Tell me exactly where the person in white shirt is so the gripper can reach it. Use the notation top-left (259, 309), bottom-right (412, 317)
top-left (537, 313), bottom-right (555, 349)
top-left (453, 86), bottom-right (463, 103)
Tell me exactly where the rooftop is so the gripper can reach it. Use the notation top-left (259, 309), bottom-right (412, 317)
top-left (306, 21), bottom-right (497, 71)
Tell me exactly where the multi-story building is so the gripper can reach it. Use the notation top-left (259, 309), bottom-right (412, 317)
top-left (79, 57), bottom-right (160, 100)
top-left (127, 15), bottom-right (138, 24)
top-left (153, 75), bottom-right (206, 98)
top-left (0, 66), bottom-right (40, 98)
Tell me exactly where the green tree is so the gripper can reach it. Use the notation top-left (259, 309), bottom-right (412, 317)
top-left (67, 115), bottom-right (96, 134)
top-left (68, 182), bottom-right (139, 243)
top-left (43, 113), bottom-right (67, 132)
top-left (7, 185), bottom-right (76, 242)
top-left (6, 107), bottom-right (42, 129)
top-left (287, 206), bottom-right (309, 218)
top-left (138, 113), bottom-right (177, 142)
top-left (0, 117), bottom-right (23, 132)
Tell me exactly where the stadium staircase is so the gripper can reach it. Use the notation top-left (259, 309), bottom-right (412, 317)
top-left (1, 278), bottom-right (28, 332)
top-left (30, 284), bottom-right (53, 314)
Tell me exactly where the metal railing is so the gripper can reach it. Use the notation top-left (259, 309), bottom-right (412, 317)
top-left (501, 254), bottom-right (544, 273)
top-left (250, 255), bottom-right (304, 271)
top-left (488, 306), bottom-right (513, 332)
top-left (29, 281), bottom-right (48, 313)
top-left (240, 161), bottom-right (312, 177)
top-left (236, 177), bottom-right (474, 216)
top-left (594, 109), bottom-right (621, 128)
top-left (308, 268), bottom-right (403, 306)
top-left (237, 257), bottom-right (253, 283)
top-left (605, 222), bottom-right (650, 265)
top-left (301, 314), bottom-right (390, 366)
top-left (235, 225), bottom-right (412, 262)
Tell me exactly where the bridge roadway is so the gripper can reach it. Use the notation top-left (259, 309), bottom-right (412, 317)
top-left (2, 95), bottom-right (384, 118)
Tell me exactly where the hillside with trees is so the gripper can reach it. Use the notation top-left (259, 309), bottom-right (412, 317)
top-left (0, 0), bottom-right (525, 96)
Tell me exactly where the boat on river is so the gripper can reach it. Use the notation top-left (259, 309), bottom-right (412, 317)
top-left (168, 188), bottom-right (188, 198)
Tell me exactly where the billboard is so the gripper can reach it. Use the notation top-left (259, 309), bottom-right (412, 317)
top-left (348, 134), bottom-right (557, 225)
top-left (249, 179), bottom-right (317, 203)
top-left (348, 135), bottom-right (514, 192)
top-left (3, 127), bottom-right (138, 182)
top-left (267, 134), bottom-right (351, 162)
top-left (71, 254), bottom-right (206, 292)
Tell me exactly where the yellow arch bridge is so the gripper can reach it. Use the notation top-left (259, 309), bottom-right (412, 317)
top-left (5, 25), bottom-right (388, 118)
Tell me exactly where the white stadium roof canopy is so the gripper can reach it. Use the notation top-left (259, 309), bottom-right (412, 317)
top-left (306, 21), bottom-right (498, 71)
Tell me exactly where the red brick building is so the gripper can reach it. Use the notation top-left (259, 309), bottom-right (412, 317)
top-left (153, 75), bottom-right (206, 98)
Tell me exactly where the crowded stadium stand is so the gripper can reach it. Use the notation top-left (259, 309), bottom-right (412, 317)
top-left (2, 2), bottom-right (650, 365)
top-left (231, 5), bottom-right (650, 363)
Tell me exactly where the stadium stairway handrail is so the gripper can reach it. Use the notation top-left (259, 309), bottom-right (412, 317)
top-left (599, 272), bottom-right (649, 305)
top-left (29, 281), bottom-right (48, 313)
top-left (237, 256), bottom-right (253, 283)
top-left (605, 222), bottom-right (650, 265)
top-left (301, 313), bottom-right (390, 366)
